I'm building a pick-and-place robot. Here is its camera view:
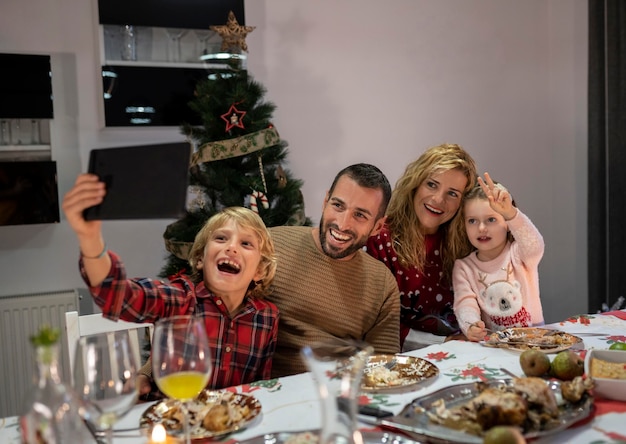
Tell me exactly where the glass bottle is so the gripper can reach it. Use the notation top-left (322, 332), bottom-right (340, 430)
top-left (121, 25), bottom-right (137, 61)
top-left (19, 337), bottom-right (90, 443)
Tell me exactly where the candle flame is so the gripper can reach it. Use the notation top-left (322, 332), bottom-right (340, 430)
top-left (151, 423), bottom-right (167, 442)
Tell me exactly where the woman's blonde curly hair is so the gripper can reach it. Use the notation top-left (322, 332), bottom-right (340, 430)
top-left (188, 207), bottom-right (277, 299)
top-left (386, 143), bottom-right (477, 282)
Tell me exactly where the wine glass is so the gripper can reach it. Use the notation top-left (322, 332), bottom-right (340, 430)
top-left (165, 28), bottom-right (188, 62)
top-left (73, 331), bottom-right (139, 444)
top-left (152, 315), bottom-right (212, 444)
top-left (193, 29), bottom-right (213, 59)
top-left (301, 338), bottom-right (373, 444)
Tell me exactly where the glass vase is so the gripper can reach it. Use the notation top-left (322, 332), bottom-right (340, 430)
top-left (19, 343), bottom-right (91, 444)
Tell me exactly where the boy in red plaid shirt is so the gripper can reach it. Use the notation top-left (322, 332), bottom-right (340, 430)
top-left (63, 174), bottom-right (279, 396)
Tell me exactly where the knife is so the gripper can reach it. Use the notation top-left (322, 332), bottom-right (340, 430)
top-left (357, 405), bottom-right (394, 424)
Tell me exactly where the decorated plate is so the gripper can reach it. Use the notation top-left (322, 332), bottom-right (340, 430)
top-left (380, 379), bottom-right (593, 443)
top-left (361, 354), bottom-right (439, 393)
top-left (238, 430), bottom-right (426, 444)
top-left (140, 389), bottom-right (261, 440)
top-left (481, 327), bottom-right (583, 353)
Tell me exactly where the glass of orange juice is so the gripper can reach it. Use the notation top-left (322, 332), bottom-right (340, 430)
top-left (152, 315), bottom-right (212, 444)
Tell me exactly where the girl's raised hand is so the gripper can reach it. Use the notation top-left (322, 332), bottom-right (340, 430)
top-left (477, 172), bottom-right (517, 221)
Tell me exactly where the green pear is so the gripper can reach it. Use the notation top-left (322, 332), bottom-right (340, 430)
top-left (550, 350), bottom-right (584, 381)
top-left (519, 349), bottom-right (551, 377)
top-left (483, 426), bottom-right (526, 444)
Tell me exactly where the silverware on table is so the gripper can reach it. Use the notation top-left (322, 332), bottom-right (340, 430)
top-left (500, 367), bottom-right (520, 378)
top-left (384, 358), bottom-right (398, 371)
top-left (488, 339), bottom-right (560, 349)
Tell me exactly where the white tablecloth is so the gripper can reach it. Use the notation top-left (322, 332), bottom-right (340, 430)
top-left (3, 311), bottom-right (625, 443)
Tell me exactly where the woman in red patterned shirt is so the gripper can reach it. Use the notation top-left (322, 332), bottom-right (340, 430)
top-left (62, 173), bottom-right (279, 396)
top-left (366, 144), bottom-right (477, 350)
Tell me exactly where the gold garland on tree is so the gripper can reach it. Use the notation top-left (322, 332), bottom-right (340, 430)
top-left (190, 127), bottom-right (279, 166)
top-left (165, 126), bottom-right (281, 260)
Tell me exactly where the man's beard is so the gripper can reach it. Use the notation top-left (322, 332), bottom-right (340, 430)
top-left (318, 216), bottom-right (368, 260)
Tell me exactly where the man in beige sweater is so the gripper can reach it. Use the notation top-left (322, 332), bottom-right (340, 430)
top-left (135, 164), bottom-right (400, 391)
top-left (268, 163), bottom-right (401, 377)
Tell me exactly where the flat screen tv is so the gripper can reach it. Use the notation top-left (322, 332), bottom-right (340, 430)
top-left (102, 65), bottom-right (210, 126)
top-left (0, 53), bottom-right (53, 119)
top-left (98, 0), bottom-right (244, 29)
top-left (0, 161), bottom-right (60, 226)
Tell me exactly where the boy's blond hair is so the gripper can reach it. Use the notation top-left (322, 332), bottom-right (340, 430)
top-left (188, 207), bottom-right (277, 298)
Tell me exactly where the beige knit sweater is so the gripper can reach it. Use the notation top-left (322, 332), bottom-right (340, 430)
top-left (267, 226), bottom-right (401, 377)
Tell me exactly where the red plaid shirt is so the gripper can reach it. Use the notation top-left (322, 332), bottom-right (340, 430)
top-left (80, 251), bottom-right (279, 389)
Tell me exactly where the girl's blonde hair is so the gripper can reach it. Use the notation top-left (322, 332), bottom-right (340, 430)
top-left (387, 143), bottom-right (477, 281)
top-left (188, 207), bottom-right (277, 299)
top-left (464, 181), bottom-right (516, 243)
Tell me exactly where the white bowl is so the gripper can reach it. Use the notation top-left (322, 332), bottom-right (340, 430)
top-left (584, 349), bottom-right (626, 401)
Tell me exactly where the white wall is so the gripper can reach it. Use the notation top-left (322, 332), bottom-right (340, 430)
top-left (0, 0), bottom-right (587, 323)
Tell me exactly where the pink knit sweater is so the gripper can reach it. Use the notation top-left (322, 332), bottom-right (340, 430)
top-left (453, 209), bottom-right (545, 336)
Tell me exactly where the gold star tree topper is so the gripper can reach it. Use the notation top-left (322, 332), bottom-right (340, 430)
top-left (210, 11), bottom-right (256, 53)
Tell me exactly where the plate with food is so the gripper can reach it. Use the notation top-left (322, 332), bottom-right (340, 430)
top-left (481, 327), bottom-right (583, 353)
top-left (361, 354), bottom-right (439, 393)
top-left (238, 430), bottom-right (424, 444)
top-left (140, 389), bottom-right (262, 440)
top-left (380, 377), bottom-right (593, 443)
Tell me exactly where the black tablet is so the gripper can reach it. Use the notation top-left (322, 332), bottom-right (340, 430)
top-left (83, 142), bottom-right (191, 220)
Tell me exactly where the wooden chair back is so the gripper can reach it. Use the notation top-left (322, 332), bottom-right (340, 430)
top-left (64, 310), bottom-right (153, 379)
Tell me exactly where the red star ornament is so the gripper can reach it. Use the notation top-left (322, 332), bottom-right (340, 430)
top-left (220, 104), bottom-right (247, 132)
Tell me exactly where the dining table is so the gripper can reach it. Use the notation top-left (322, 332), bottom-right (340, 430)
top-left (2, 309), bottom-right (625, 443)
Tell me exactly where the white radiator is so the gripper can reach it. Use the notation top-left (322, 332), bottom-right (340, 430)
top-left (0, 289), bottom-right (80, 418)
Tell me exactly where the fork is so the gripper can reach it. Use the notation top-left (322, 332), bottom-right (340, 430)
top-left (491, 339), bottom-right (560, 349)
top-left (384, 358), bottom-right (398, 370)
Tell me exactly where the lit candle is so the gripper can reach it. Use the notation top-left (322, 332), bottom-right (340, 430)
top-left (149, 423), bottom-right (177, 444)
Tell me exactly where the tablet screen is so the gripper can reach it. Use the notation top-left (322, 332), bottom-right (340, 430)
top-left (84, 142), bottom-right (191, 220)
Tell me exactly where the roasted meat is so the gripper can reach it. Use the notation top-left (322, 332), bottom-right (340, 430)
top-left (561, 376), bottom-right (594, 403)
top-left (472, 388), bottom-right (528, 429)
top-left (427, 376), bottom-right (592, 436)
top-left (511, 377), bottom-right (558, 416)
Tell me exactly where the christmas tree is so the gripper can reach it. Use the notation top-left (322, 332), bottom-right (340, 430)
top-left (160, 13), bottom-right (311, 278)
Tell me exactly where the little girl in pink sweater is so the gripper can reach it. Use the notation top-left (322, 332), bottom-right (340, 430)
top-left (453, 173), bottom-right (545, 341)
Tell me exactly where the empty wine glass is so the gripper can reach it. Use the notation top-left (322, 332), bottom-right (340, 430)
top-left (165, 28), bottom-right (188, 62)
top-left (301, 338), bottom-right (373, 444)
top-left (193, 29), bottom-right (213, 59)
top-left (11, 119), bottom-right (22, 145)
top-left (152, 315), bottom-right (212, 444)
top-left (73, 331), bottom-right (139, 444)
top-left (30, 119), bottom-right (40, 145)
top-left (0, 120), bottom-right (11, 145)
